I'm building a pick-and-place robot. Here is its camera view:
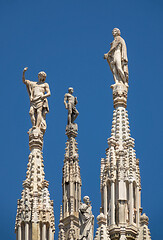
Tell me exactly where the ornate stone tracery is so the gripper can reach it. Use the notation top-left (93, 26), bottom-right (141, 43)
top-left (15, 30), bottom-right (151, 240)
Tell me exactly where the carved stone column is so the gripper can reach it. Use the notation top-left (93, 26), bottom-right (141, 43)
top-left (136, 186), bottom-right (140, 227)
top-left (129, 181), bottom-right (133, 224)
top-left (25, 222), bottom-right (29, 240)
top-left (104, 184), bottom-right (107, 216)
top-left (18, 225), bottom-right (21, 240)
top-left (110, 181), bottom-right (115, 225)
top-left (42, 223), bottom-right (46, 240)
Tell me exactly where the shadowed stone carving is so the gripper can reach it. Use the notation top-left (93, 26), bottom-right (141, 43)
top-left (64, 87), bottom-right (79, 126)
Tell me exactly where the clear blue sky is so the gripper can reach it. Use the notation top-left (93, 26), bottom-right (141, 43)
top-left (0, 1), bottom-right (162, 239)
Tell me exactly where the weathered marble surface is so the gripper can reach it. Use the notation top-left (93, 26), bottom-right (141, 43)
top-left (104, 28), bottom-right (129, 87)
top-left (22, 67), bottom-right (51, 133)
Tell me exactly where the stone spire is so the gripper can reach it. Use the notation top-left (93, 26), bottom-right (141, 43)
top-left (15, 68), bottom-right (55, 240)
top-left (95, 28), bottom-right (151, 240)
top-left (95, 212), bottom-right (110, 240)
top-left (136, 214), bottom-right (151, 240)
top-left (58, 88), bottom-right (81, 240)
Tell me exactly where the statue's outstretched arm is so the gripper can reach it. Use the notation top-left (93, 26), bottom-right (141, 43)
top-left (104, 52), bottom-right (109, 59)
top-left (22, 67), bottom-right (28, 84)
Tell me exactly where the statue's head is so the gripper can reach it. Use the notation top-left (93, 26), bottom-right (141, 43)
top-left (83, 196), bottom-right (90, 204)
top-left (68, 87), bottom-right (74, 94)
top-left (38, 71), bottom-right (47, 82)
top-left (112, 28), bottom-right (121, 37)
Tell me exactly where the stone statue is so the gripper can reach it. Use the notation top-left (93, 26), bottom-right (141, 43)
top-left (22, 67), bottom-right (51, 133)
top-left (64, 87), bottom-right (79, 126)
top-left (104, 28), bottom-right (129, 87)
top-left (79, 196), bottom-right (94, 240)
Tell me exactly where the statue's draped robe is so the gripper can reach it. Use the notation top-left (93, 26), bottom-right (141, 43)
top-left (25, 80), bottom-right (49, 131)
top-left (108, 35), bottom-right (128, 81)
top-left (79, 203), bottom-right (94, 240)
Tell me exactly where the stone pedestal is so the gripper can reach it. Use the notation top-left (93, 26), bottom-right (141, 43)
top-left (111, 83), bottom-right (128, 109)
top-left (28, 127), bottom-right (44, 151)
top-left (66, 123), bottom-right (78, 138)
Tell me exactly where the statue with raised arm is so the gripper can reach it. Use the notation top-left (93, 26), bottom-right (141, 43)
top-left (22, 67), bottom-right (51, 133)
top-left (64, 87), bottom-right (79, 126)
top-left (79, 196), bottom-right (94, 240)
top-left (104, 28), bottom-right (129, 87)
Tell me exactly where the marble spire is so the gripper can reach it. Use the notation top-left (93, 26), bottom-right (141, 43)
top-left (15, 68), bottom-right (55, 240)
top-left (95, 28), bottom-right (151, 240)
top-left (58, 87), bottom-right (82, 240)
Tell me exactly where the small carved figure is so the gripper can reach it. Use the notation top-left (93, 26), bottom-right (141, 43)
top-left (64, 87), bottom-right (79, 125)
top-left (79, 196), bottom-right (94, 240)
top-left (104, 28), bottom-right (129, 86)
top-left (22, 67), bottom-right (51, 132)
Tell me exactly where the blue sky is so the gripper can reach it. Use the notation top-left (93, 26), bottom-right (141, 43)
top-left (0, 1), bottom-right (163, 239)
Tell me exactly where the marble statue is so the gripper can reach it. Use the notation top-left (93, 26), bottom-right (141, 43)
top-left (79, 196), bottom-right (94, 240)
top-left (104, 28), bottom-right (129, 86)
top-left (64, 87), bottom-right (79, 125)
top-left (22, 67), bottom-right (51, 132)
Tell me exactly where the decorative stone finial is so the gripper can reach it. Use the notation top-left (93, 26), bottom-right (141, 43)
top-left (140, 213), bottom-right (149, 226)
top-left (111, 83), bottom-right (128, 108)
top-left (97, 213), bottom-right (107, 226)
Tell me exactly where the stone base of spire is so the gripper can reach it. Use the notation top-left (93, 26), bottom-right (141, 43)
top-left (108, 225), bottom-right (138, 240)
top-left (15, 126), bottom-right (55, 240)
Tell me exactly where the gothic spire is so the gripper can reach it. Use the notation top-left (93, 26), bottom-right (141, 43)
top-left (15, 68), bottom-right (55, 240)
top-left (95, 28), bottom-right (151, 240)
top-left (58, 87), bottom-right (81, 240)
